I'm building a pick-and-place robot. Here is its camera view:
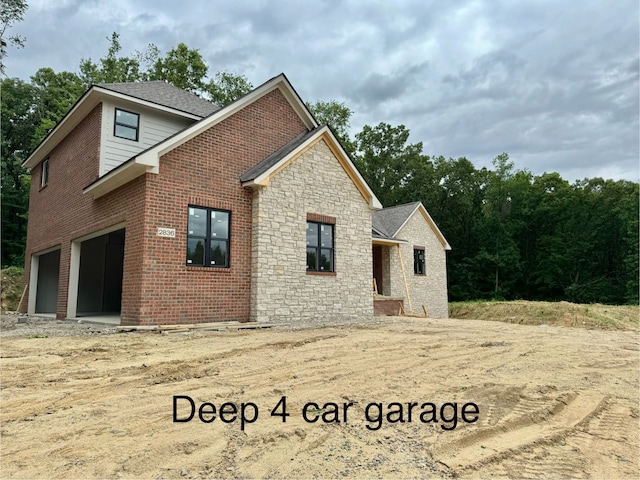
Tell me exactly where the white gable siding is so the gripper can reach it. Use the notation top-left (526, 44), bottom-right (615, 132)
top-left (99, 100), bottom-right (194, 176)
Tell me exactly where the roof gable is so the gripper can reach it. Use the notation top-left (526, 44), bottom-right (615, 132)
top-left (84, 73), bottom-right (319, 198)
top-left (240, 125), bottom-right (382, 210)
top-left (372, 202), bottom-right (451, 250)
top-left (372, 202), bottom-right (421, 237)
top-left (23, 81), bottom-right (215, 169)
top-left (135, 73), bottom-right (317, 162)
top-left (239, 130), bottom-right (318, 183)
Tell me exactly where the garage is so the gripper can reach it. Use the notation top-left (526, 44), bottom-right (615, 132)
top-left (76, 228), bottom-right (125, 317)
top-left (34, 249), bottom-right (60, 314)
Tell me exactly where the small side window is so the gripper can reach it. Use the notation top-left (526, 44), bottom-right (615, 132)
top-left (114, 108), bottom-right (140, 141)
top-left (414, 248), bottom-right (425, 275)
top-left (41, 158), bottom-right (49, 188)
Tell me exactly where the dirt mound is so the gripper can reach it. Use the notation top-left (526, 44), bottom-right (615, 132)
top-left (1, 267), bottom-right (24, 312)
top-left (449, 300), bottom-right (639, 330)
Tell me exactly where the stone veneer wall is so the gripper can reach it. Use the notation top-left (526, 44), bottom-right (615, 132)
top-left (388, 211), bottom-right (449, 318)
top-left (251, 139), bottom-right (373, 322)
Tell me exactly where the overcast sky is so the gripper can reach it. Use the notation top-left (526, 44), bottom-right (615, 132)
top-left (5, 0), bottom-right (639, 182)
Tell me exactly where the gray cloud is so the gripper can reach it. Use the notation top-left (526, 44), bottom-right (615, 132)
top-left (5, 0), bottom-right (638, 182)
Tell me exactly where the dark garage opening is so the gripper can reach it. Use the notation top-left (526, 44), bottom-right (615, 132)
top-left (77, 228), bottom-right (125, 316)
top-left (35, 249), bottom-right (60, 314)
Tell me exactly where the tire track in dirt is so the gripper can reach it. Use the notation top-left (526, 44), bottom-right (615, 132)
top-left (1, 318), bottom-right (638, 479)
top-left (0, 333), bottom-right (343, 423)
top-left (432, 391), bottom-right (607, 475)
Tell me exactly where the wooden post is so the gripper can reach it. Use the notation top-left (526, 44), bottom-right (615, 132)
top-left (17, 285), bottom-right (28, 313)
top-left (397, 244), bottom-right (412, 313)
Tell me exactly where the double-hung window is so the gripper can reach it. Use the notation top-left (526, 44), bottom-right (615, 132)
top-left (414, 247), bottom-right (425, 275)
top-left (186, 206), bottom-right (230, 267)
top-left (114, 108), bottom-right (140, 141)
top-left (306, 221), bottom-right (334, 272)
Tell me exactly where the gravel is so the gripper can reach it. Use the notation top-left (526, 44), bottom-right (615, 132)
top-left (0, 312), bottom-right (410, 339)
top-left (0, 313), bottom-right (118, 338)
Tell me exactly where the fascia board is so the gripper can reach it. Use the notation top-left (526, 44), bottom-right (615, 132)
top-left (391, 204), bottom-right (421, 238)
top-left (322, 127), bottom-right (383, 210)
top-left (395, 203), bottom-right (451, 250)
top-left (276, 74), bottom-right (318, 130)
top-left (23, 86), bottom-right (202, 169)
top-left (418, 204), bottom-right (452, 250)
top-left (138, 74), bottom-right (318, 166)
top-left (243, 126), bottom-right (383, 210)
top-left (372, 237), bottom-right (408, 245)
top-left (83, 160), bottom-right (151, 199)
top-left (92, 86), bottom-right (203, 120)
top-left (85, 74), bottom-right (320, 199)
top-left (23, 89), bottom-right (98, 168)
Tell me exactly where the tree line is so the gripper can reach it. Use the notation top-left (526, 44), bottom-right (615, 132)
top-left (1, 32), bottom-right (638, 305)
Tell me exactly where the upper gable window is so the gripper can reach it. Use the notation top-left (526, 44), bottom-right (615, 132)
top-left (41, 158), bottom-right (50, 188)
top-left (114, 108), bottom-right (139, 141)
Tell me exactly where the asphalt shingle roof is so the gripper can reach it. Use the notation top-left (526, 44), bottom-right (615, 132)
top-left (240, 129), bottom-right (316, 183)
top-left (97, 81), bottom-right (220, 118)
top-left (371, 202), bottom-right (421, 238)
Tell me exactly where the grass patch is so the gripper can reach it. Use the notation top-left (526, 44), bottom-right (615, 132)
top-left (449, 300), bottom-right (639, 331)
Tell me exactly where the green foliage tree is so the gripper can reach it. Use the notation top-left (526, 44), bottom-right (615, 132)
top-left (78, 34), bottom-right (252, 107)
top-left (78, 32), bottom-right (149, 86)
top-left (148, 42), bottom-right (207, 94)
top-left (622, 183), bottom-right (640, 304)
top-left (30, 67), bottom-right (85, 140)
top-left (348, 120), bottom-right (639, 304)
top-left (1, 78), bottom-right (36, 266)
top-left (306, 99), bottom-right (355, 156)
top-left (205, 71), bottom-right (253, 107)
top-left (2, 30), bottom-right (638, 305)
top-left (478, 153), bottom-right (522, 297)
top-left (561, 178), bottom-right (639, 304)
top-left (0, 0), bottom-right (27, 74)
top-left (525, 173), bottom-right (579, 299)
top-left (430, 156), bottom-right (488, 299)
top-left (1, 32), bottom-right (254, 267)
top-left (354, 122), bottom-right (427, 206)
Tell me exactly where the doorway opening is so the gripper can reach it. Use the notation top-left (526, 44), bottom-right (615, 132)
top-left (373, 245), bottom-right (384, 295)
top-left (76, 228), bottom-right (125, 317)
top-left (34, 249), bottom-right (61, 314)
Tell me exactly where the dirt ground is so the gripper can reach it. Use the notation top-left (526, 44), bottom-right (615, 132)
top-left (1, 316), bottom-right (638, 479)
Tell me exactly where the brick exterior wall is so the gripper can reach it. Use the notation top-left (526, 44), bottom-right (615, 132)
top-left (386, 212), bottom-right (449, 318)
top-left (132, 88), bottom-right (307, 324)
top-left (23, 88), bottom-right (308, 325)
top-left (373, 297), bottom-right (404, 315)
top-left (22, 104), bottom-right (149, 322)
top-left (250, 139), bottom-right (374, 322)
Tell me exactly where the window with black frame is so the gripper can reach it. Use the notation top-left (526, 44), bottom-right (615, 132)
top-left (306, 222), bottom-right (334, 272)
top-left (186, 206), bottom-right (230, 267)
top-left (414, 247), bottom-right (425, 275)
top-left (114, 108), bottom-right (140, 141)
